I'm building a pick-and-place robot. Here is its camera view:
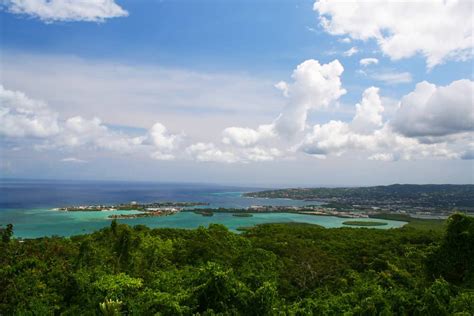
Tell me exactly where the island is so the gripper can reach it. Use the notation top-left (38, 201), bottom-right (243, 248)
top-left (56, 201), bottom-right (209, 212)
top-left (53, 184), bottom-right (474, 223)
top-left (194, 210), bottom-right (214, 217)
top-left (184, 207), bottom-right (371, 218)
top-left (342, 221), bottom-right (388, 226)
top-left (108, 209), bottom-right (178, 219)
top-left (55, 201), bottom-right (209, 219)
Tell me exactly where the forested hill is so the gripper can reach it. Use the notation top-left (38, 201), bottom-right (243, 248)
top-left (1, 214), bottom-right (473, 314)
top-left (244, 184), bottom-right (474, 209)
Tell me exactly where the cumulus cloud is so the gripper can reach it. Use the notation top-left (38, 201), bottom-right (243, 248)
top-left (55, 116), bottom-right (177, 155)
top-left (243, 147), bottom-right (282, 162)
top-left (219, 59), bottom-right (346, 152)
top-left (222, 124), bottom-right (275, 147)
top-left (0, 85), bottom-right (60, 138)
top-left (186, 143), bottom-right (238, 163)
top-left (298, 84), bottom-right (469, 161)
top-left (215, 58), bottom-right (348, 164)
top-left (146, 123), bottom-right (182, 159)
top-left (288, 84), bottom-right (384, 159)
top-left (0, 85), bottom-right (183, 158)
top-left (392, 79), bottom-right (474, 137)
top-left (359, 58), bottom-right (379, 66)
top-left (274, 59), bottom-right (346, 137)
top-left (2, 59), bottom-right (472, 165)
top-left (351, 87), bottom-right (384, 134)
top-left (4, 0), bottom-right (128, 22)
top-left (47, 116), bottom-right (145, 153)
top-left (185, 142), bottom-right (281, 164)
top-left (300, 118), bottom-right (462, 161)
top-left (300, 120), bottom-right (356, 156)
top-left (215, 59), bottom-right (472, 163)
top-left (314, 0), bottom-right (473, 68)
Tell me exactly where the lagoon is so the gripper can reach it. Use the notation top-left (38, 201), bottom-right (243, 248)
top-left (0, 179), bottom-right (406, 238)
top-left (1, 209), bottom-right (406, 238)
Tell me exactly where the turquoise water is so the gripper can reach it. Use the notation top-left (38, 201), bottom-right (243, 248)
top-left (0, 180), bottom-right (406, 238)
top-left (5, 209), bottom-right (406, 238)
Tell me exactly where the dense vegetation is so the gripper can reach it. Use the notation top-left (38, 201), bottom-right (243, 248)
top-left (342, 221), bottom-right (387, 226)
top-left (244, 184), bottom-right (474, 210)
top-left (0, 214), bottom-right (473, 315)
top-left (370, 213), bottom-right (447, 231)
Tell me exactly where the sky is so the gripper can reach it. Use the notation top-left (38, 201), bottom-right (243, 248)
top-left (0, 0), bottom-right (473, 187)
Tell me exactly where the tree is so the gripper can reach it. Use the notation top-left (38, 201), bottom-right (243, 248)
top-left (99, 299), bottom-right (122, 316)
top-left (1, 224), bottom-right (13, 243)
top-left (426, 213), bottom-right (474, 285)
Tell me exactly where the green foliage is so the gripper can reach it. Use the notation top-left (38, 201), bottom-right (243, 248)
top-left (93, 273), bottom-right (143, 300)
top-left (99, 299), bottom-right (123, 316)
top-left (0, 223), bottom-right (13, 242)
top-left (343, 221), bottom-right (387, 226)
top-left (371, 213), bottom-right (447, 231)
top-left (0, 214), bottom-right (472, 315)
top-left (426, 213), bottom-right (474, 286)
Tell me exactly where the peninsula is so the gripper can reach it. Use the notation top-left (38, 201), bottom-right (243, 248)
top-left (56, 201), bottom-right (209, 212)
top-left (55, 201), bottom-right (209, 219)
top-left (244, 184), bottom-right (474, 218)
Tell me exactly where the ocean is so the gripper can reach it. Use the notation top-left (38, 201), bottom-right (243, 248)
top-left (0, 179), bottom-right (406, 238)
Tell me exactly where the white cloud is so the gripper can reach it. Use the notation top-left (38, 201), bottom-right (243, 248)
top-left (300, 118), bottom-right (462, 161)
top-left (219, 59), bottom-right (347, 149)
top-left (0, 85), bottom-right (60, 138)
top-left (300, 120), bottom-right (355, 156)
top-left (351, 87), bottom-right (384, 134)
top-left (146, 122), bottom-right (182, 159)
top-left (4, 0), bottom-right (128, 22)
top-left (0, 85), bottom-right (184, 158)
top-left (186, 143), bottom-right (238, 164)
top-left (339, 37), bottom-right (351, 44)
top-left (2, 53), bottom-right (283, 141)
top-left (185, 142), bottom-right (281, 164)
top-left (343, 46), bottom-right (358, 57)
top-left (61, 157), bottom-right (87, 163)
top-left (51, 116), bottom-right (145, 153)
top-left (314, 0), bottom-right (474, 68)
top-left (298, 84), bottom-right (470, 161)
top-left (2, 56), bottom-right (472, 165)
top-left (371, 71), bottom-right (412, 85)
top-left (243, 147), bottom-right (281, 162)
top-left (359, 58), bottom-right (379, 66)
top-left (222, 124), bottom-right (275, 147)
top-left (392, 79), bottom-right (474, 137)
top-left (273, 59), bottom-right (346, 137)
top-left (148, 123), bottom-right (180, 151)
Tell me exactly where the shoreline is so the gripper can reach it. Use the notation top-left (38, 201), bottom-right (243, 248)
top-left (7, 211), bottom-right (411, 240)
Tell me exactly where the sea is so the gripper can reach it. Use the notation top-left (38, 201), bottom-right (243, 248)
top-left (0, 179), bottom-right (406, 238)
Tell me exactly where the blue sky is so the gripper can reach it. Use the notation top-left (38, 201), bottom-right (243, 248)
top-left (0, 0), bottom-right (473, 186)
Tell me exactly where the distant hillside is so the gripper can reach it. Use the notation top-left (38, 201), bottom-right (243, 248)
top-left (244, 184), bottom-right (474, 210)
